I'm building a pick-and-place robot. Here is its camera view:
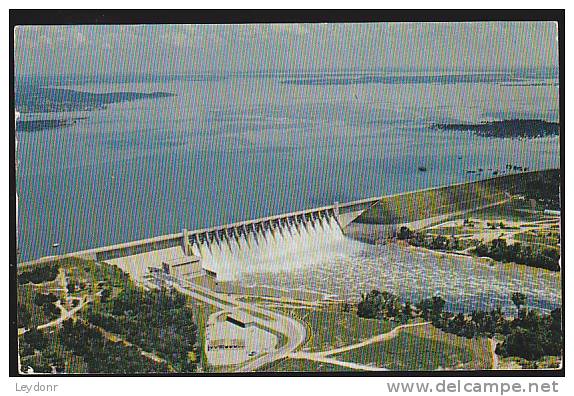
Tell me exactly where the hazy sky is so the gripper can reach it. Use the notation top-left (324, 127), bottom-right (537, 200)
top-left (14, 22), bottom-right (559, 76)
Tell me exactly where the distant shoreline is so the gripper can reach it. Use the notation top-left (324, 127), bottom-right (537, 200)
top-left (15, 86), bottom-right (175, 114)
top-left (433, 119), bottom-right (559, 139)
top-left (15, 87), bottom-right (176, 132)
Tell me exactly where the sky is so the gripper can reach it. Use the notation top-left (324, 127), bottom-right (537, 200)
top-left (14, 22), bottom-right (559, 77)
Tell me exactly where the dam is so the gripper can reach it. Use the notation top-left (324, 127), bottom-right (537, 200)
top-left (185, 208), bottom-right (345, 277)
top-left (21, 201), bottom-right (371, 279)
top-left (17, 170), bottom-right (553, 284)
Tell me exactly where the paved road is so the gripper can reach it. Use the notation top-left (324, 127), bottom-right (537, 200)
top-left (152, 273), bottom-right (307, 372)
top-left (290, 354), bottom-right (389, 371)
top-left (312, 321), bottom-right (431, 357)
top-left (18, 297), bottom-right (91, 336)
top-left (236, 300), bottom-right (307, 372)
top-left (288, 321), bottom-right (430, 371)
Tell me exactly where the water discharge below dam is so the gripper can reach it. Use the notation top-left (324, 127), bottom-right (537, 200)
top-left (189, 211), bottom-right (351, 281)
top-left (226, 240), bottom-right (561, 316)
top-left (180, 200), bottom-right (560, 316)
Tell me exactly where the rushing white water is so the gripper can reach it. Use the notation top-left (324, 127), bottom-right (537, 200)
top-left (183, 208), bottom-right (560, 315)
top-left (190, 214), bottom-right (359, 281)
top-left (230, 239), bottom-right (561, 315)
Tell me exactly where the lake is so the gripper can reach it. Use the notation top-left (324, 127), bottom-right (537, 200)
top-left (16, 71), bottom-right (560, 262)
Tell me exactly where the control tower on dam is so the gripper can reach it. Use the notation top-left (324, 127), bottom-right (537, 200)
top-left (18, 170), bottom-right (556, 282)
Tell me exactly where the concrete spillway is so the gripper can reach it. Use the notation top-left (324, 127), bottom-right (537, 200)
top-left (186, 209), bottom-right (345, 280)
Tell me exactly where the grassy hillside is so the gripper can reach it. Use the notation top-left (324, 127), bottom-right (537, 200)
top-left (331, 324), bottom-right (492, 371)
top-left (355, 170), bottom-right (560, 225)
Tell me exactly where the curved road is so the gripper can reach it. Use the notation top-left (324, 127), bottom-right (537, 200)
top-left (288, 321), bottom-right (431, 371)
top-left (154, 273), bottom-right (307, 372)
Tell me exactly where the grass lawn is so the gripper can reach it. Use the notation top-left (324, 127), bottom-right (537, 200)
top-left (331, 324), bottom-right (492, 371)
top-left (262, 358), bottom-right (359, 372)
top-left (273, 307), bottom-right (398, 353)
top-left (470, 200), bottom-right (543, 222)
top-left (513, 230), bottom-right (560, 250)
top-left (356, 178), bottom-right (508, 225)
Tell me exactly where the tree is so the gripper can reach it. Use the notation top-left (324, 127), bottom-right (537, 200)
top-left (474, 242), bottom-right (489, 257)
top-left (507, 242), bottom-right (522, 262)
top-left (18, 308), bottom-right (31, 329)
top-left (397, 226), bottom-right (413, 240)
top-left (23, 329), bottom-right (48, 351)
top-left (491, 238), bottom-right (508, 261)
top-left (511, 292), bottom-right (527, 318)
top-left (447, 313), bottom-right (467, 335)
top-left (450, 237), bottom-right (460, 251)
top-left (403, 301), bottom-right (412, 318)
top-left (431, 296), bottom-right (446, 319)
top-left (18, 263), bottom-right (60, 285)
top-left (357, 290), bottom-right (402, 320)
top-left (100, 287), bottom-right (111, 302)
top-left (385, 295), bottom-right (400, 318)
top-left (34, 293), bottom-right (58, 306)
top-left (416, 298), bottom-right (434, 320)
top-left (431, 235), bottom-right (448, 250)
top-left (497, 327), bottom-right (546, 361)
top-left (548, 308), bottom-right (563, 356)
top-left (357, 292), bottom-right (378, 319)
top-left (410, 232), bottom-right (427, 247)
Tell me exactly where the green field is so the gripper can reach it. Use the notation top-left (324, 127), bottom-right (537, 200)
top-left (331, 324), bottom-right (492, 371)
top-left (264, 358), bottom-right (358, 372)
top-left (272, 306), bottom-right (398, 352)
top-left (428, 225), bottom-right (471, 236)
top-left (469, 200), bottom-right (543, 222)
top-left (355, 169), bottom-right (560, 226)
top-left (513, 230), bottom-right (561, 249)
top-left (355, 175), bottom-right (511, 225)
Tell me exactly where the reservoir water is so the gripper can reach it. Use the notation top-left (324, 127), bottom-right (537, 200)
top-left (16, 72), bottom-right (560, 302)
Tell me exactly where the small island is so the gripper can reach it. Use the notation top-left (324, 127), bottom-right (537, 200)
top-left (433, 119), bottom-right (559, 138)
top-left (16, 118), bottom-right (86, 133)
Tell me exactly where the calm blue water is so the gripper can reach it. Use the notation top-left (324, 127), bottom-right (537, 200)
top-left (16, 72), bottom-right (560, 261)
